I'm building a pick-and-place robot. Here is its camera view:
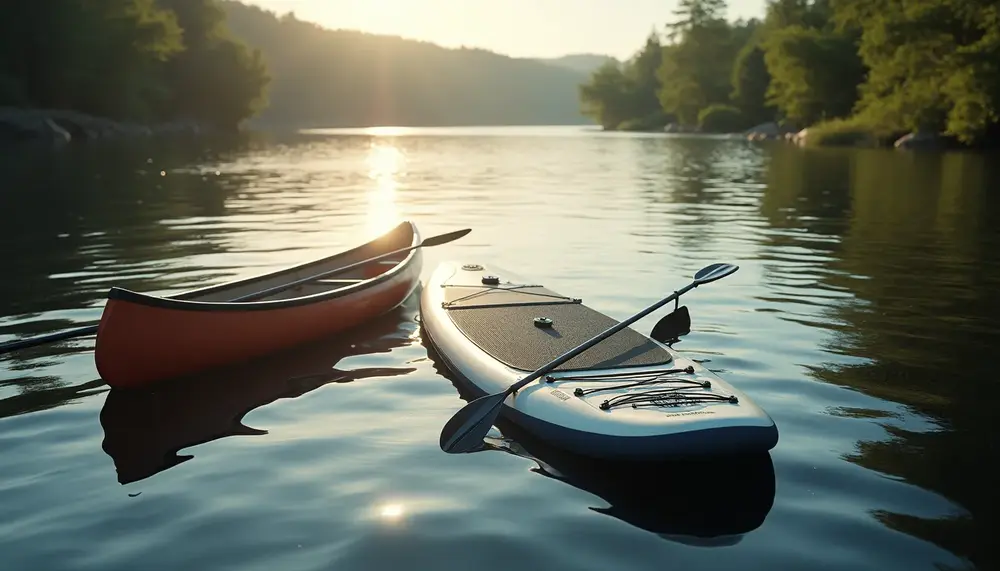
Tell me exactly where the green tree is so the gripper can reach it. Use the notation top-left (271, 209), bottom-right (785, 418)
top-left (657, 1), bottom-right (749, 127)
top-left (78, 0), bottom-right (184, 119)
top-left (578, 31), bottom-right (669, 130)
top-left (0, 0), bottom-right (269, 128)
top-left (579, 61), bottom-right (634, 129)
top-left (698, 103), bottom-right (747, 132)
top-left (763, 0), bottom-right (832, 30)
top-left (666, 0), bottom-right (728, 40)
top-left (624, 32), bottom-right (665, 120)
top-left (576, 0), bottom-right (999, 144)
top-left (0, 0), bottom-right (182, 119)
top-left (157, 0), bottom-right (270, 128)
top-left (762, 25), bottom-right (864, 125)
top-left (731, 40), bottom-right (774, 125)
top-left (832, 0), bottom-right (1000, 143)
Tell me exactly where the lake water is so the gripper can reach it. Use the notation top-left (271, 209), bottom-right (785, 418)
top-left (1, 126), bottom-right (997, 571)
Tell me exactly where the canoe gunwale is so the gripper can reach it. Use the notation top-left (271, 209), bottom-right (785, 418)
top-left (104, 221), bottom-right (420, 312)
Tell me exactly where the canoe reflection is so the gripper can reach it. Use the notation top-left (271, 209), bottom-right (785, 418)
top-left (99, 306), bottom-right (417, 485)
top-left (422, 330), bottom-right (776, 546)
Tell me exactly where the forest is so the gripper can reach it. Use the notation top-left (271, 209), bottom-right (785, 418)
top-left (579, 0), bottom-right (1000, 147)
top-left (218, 1), bottom-right (592, 127)
top-left (9, 0), bottom-right (995, 143)
top-left (0, 1), bottom-right (269, 130)
top-left (0, 0), bottom-right (597, 133)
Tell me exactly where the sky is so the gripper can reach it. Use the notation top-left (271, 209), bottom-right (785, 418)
top-left (241, 0), bottom-right (768, 61)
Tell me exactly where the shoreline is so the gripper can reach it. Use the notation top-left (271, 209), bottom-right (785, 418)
top-left (5, 106), bottom-right (993, 153)
top-left (0, 107), bottom-right (214, 147)
top-left (607, 120), bottom-right (998, 151)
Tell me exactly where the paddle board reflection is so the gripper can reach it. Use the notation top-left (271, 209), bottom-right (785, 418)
top-left (422, 332), bottom-right (776, 546)
top-left (484, 422), bottom-right (775, 546)
top-left (99, 305), bottom-right (417, 485)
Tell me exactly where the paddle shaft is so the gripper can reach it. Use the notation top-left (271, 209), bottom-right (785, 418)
top-left (231, 228), bottom-right (469, 302)
top-left (504, 280), bottom-right (699, 396)
top-left (439, 262), bottom-right (738, 454)
top-left (0, 243), bottom-right (415, 355)
top-left (0, 324), bottom-right (100, 354)
top-left (232, 242), bottom-right (421, 302)
top-left (0, 228), bottom-right (470, 355)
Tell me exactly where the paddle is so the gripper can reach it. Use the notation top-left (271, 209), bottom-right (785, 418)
top-left (650, 304), bottom-right (691, 344)
top-left (0, 228), bottom-right (471, 356)
top-left (438, 262), bottom-right (739, 454)
top-left (230, 227), bottom-right (471, 302)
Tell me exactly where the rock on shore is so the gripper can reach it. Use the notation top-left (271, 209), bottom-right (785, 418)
top-left (0, 107), bottom-right (208, 146)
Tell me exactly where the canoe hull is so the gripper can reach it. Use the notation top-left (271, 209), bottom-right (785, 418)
top-left (420, 261), bottom-right (778, 461)
top-left (95, 222), bottom-right (422, 389)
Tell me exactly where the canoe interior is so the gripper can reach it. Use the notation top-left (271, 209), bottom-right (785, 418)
top-left (174, 221), bottom-right (416, 303)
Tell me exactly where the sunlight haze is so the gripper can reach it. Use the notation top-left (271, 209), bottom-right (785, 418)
top-left (240, 0), bottom-right (768, 60)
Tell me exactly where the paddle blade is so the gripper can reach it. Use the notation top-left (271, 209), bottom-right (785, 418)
top-left (694, 263), bottom-right (738, 285)
top-left (650, 305), bottom-right (691, 343)
top-left (422, 228), bottom-right (472, 248)
top-left (439, 392), bottom-right (507, 454)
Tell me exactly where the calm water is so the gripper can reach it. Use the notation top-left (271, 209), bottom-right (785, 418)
top-left (1, 127), bottom-right (997, 571)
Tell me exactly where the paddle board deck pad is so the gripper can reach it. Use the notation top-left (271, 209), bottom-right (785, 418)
top-left (421, 261), bottom-right (778, 460)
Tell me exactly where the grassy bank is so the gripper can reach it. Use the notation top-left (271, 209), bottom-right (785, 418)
top-left (800, 117), bottom-right (907, 148)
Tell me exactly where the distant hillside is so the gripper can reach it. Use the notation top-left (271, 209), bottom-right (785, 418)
top-left (220, 1), bottom-right (594, 127)
top-left (538, 54), bottom-right (619, 75)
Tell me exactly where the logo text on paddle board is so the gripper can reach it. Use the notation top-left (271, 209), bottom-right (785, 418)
top-left (550, 389), bottom-right (571, 401)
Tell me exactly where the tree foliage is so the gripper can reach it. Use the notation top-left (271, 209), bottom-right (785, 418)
top-left (698, 104), bottom-right (747, 132)
top-left (159, 0), bottom-right (269, 126)
top-left (666, 0), bottom-right (729, 40)
top-left (580, 62), bottom-right (635, 130)
top-left (658, 20), bottom-right (745, 126)
top-left (731, 40), bottom-right (774, 126)
top-left (580, 32), bottom-right (665, 129)
top-left (833, 0), bottom-right (1000, 143)
top-left (625, 33), bottom-right (666, 121)
top-left (577, 0), bottom-right (1000, 145)
top-left (0, 0), bottom-right (268, 129)
top-left (762, 25), bottom-right (864, 125)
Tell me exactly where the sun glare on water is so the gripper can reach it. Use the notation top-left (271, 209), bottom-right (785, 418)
top-left (364, 126), bottom-right (413, 137)
top-left (364, 140), bottom-right (405, 238)
top-left (378, 503), bottom-right (406, 522)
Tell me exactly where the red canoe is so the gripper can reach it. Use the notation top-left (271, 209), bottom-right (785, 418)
top-left (94, 221), bottom-right (423, 389)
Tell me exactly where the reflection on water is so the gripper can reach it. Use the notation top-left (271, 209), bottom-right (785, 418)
top-left (483, 430), bottom-right (775, 547)
top-left (422, 333), bottom-right (776, 546)
top-left (99, 306), bottom-right (416, 485)
top-left (759, 146), bottom-right (1000, 569)
top-left (0, 127), bottom-right (998, 570)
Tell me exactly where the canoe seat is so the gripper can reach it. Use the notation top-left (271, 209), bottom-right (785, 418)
top-left (314, 278), bottom-right (366, 285)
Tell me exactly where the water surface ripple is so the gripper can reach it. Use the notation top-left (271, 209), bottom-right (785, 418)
top-left (1, 127), bottom-right (997, 571)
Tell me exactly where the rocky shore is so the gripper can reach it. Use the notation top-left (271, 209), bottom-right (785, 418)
top-left (741, 121), bottom-right (962, 150)
top-left (0, 107), bottom-right (210, 147)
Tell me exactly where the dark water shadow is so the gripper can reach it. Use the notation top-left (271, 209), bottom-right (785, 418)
top-left (99, 304), bottom-right (417, 485)
top-left (0, 135), bottom-right (254, 320)
top-left (0, 377), bottom-right (108, 420)
top-left (756, 147), bottom-right (1000, 570)
top-left (420, 330), bottom-right (775, 546)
